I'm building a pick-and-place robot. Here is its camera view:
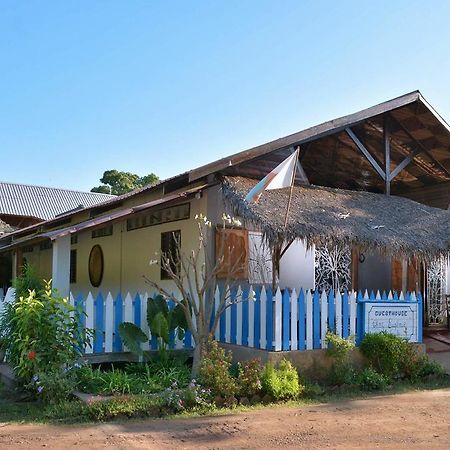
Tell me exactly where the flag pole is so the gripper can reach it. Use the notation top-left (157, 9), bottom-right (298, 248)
top-left (272, 146), bottom-right (300, 291)
top-left (283, 146), bottom-right (300, 229)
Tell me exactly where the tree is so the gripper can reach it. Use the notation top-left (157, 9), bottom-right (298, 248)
top-left (91, 170), bottom-right (159, 195)
top-left (144, 213), bottom-right (246, 376)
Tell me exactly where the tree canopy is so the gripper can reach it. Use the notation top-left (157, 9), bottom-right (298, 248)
top-left (91, 170), bottom-right (159, 195)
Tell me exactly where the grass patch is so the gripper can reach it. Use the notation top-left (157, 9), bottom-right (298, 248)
top-left (1, 374), bottom-right (450, 425)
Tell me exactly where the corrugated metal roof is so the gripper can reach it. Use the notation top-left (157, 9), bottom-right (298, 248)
top-left (0, 182), bottom-right (115, 220)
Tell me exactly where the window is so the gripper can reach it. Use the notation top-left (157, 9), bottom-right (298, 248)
top-left (22, 245), bottom-right (34, 253)
top-left (39, 240), bottom-right (52, 251)
top-left (127, 203), bottom-right (190, 231)
top-left (71, 235), bottom-right (78, 245)
top-left (160, 230), bottom-right (181, 280)
top-left (91, 225), bottom-right (113, 239)
top-left (70, 249), bottom-right (77, 284)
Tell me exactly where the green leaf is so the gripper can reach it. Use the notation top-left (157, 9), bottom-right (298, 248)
top-left (118, 322), bottom-right (148, 357)
top-left (150, 312), bottom-right (169, 344)
top-left (146, 295), bottom-right (169, 328)
top-left (172, 301), bottom-right (190, 331)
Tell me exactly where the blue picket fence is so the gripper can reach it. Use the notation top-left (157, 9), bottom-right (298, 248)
top-left (65, 286), bottom-right (423, 355)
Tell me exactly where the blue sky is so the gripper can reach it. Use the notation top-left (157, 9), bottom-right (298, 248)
top-left (1, 1), bottom-right (450, 191)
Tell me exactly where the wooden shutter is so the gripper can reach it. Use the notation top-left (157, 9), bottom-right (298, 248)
top-left (391, 258), bottom-right (403, 292)
top-left (215, 228), bottom-right (249, 279)
top-left (407, 257), bottom-right (419, 292)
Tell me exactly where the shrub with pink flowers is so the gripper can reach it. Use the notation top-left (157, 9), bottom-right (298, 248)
top-left (237, 358), bottom-right (263, 397)
top-left (199, 339), bottom-right (238, 400)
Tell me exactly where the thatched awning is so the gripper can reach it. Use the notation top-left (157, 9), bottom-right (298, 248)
top-left (0, 219), bottom-right (14, 236)
top-left (222, 176), bottom-right (450, 260)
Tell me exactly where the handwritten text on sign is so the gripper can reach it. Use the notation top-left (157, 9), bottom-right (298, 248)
top-left (365, 303), bottom-right (418, 342)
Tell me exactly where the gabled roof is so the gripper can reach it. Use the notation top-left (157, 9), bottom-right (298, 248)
top-left (190, 90), bottom-right (450, 196)
top-left (189, 91), bottom-right (442, 181)
top-left (0, 181), bottom-right (115, 221)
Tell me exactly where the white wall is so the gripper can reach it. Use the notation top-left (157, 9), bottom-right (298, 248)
top-left (279, 239), bottom-right (315, 291)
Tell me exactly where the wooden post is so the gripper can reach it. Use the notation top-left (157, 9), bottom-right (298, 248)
top-left (384, 115), bottom-right (391, 195)
top-left (283, 146), bottom-right (300, 228)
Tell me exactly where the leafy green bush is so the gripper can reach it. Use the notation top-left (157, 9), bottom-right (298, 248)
top-left (4, 281), bottom-right (92, 382)
top-left (237, 358), bottom-right (263, 397)
top-left (27, 370), bottom-right (77, 404)
top-left (199, 339), bottom-right (237, 399)
top-left (415, 358), bottom-right (446, 378)
top-left (326, 332), bottom-right (356, 386)
top-left (360, 332), bottom-right (410, 378)
top-left (360, 332), bottom-right (428, 380)
top-left (328, 363), bottom-right (356, 386)
top-left (261, 359), bottom-right (302, 400)
top-left (13, 264), bottom-right (43, 300)
top-left (326, 331), bottom-right (355, 362)
top-left (356, 367), bottom-right (389, 391)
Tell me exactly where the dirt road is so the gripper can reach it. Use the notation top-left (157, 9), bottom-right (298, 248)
top-left (1, 389), bottom-right (450, 449)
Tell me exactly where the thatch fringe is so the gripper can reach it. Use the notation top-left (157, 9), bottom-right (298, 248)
top-left (221, 176), bottom-right (450, 261)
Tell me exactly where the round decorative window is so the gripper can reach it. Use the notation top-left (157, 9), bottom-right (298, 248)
top-left (88, 245), bottom-right (104, 287)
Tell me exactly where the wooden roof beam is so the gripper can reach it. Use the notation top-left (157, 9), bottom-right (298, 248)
top-left (366, 119), bottom-right (446, 181)
top-left (345, 127), bottom-right (386, 181)
top-left (388, 113), bottom-right (450, 179)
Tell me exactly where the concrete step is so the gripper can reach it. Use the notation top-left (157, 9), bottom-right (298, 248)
top-left (0, 363), bottom-right (16, 389)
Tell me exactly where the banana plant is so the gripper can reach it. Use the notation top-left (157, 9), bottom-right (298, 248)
top-left (119, 295), bottom-right (189, 359)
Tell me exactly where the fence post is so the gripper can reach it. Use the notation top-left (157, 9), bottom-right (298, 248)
top-left (214, 285), bottom-right (220, 341)
top-left (356, 290), bottom-right (364, 345)
top-left (282, 288), bottom-right (290, 351)
top-left (320, 290), bottom-right (328, 349)
top-left (260, 286), bottom-right (267, 349)
top-left (298, 289), bottom-right (306, 350)
top-left (328, 289), bottom-right (335, 334)
top-left (236, 286), bottom-right (243, 346)
top-left (290, 289), bottom-right (298, 351)
top-left (94, 292), bottom-right (104, 353)
top-left (105, 292), bottom-right (114, 353)
top-left (266, 288), bottom-right (273, 350)
top-left (274, 288), bottom-right (282, 351)
top-left (335, 291), bottom-right (342, 337)
top-left (248, 286), bottom-right (255, 348)
top-left (242, 287), bottom-right (249, 347)
top-left (349, 291), bottom-right (357, 337)
top-left (225, 285), bottom-right (231, 344)
top-left (417, 291), bottom-right (423, 343)
top-left (113, 293), bottom-right (123, 352)
top-left (140, 292), bottom-right (150, 351)
top-left (85, 292), bottom-right (94, 354)
top-left (306, 290), bottom-right (313, 350)
top-left (313, 290), bottom-right (321, 349)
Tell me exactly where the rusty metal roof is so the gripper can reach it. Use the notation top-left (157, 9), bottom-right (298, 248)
top-left (0, 181), bottom-right (115, 221)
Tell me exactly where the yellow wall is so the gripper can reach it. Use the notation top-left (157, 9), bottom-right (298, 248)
top-left (68, 194), bottom-right (208, 296)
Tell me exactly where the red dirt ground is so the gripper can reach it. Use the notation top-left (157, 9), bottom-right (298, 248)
top-left (1, 388), bottom-right (450, 449)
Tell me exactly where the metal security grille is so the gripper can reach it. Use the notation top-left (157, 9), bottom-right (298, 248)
top-left (314, 244), bottom-right (351, 293)
top-left (426, 257), bottom-right (447, 325)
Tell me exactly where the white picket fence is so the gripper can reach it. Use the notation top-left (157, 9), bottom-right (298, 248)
top-left (69, 286), bottom-right (422, 354)
top-left (0, 286), bottom-right (422, 355)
